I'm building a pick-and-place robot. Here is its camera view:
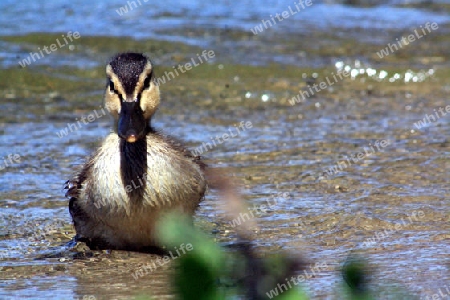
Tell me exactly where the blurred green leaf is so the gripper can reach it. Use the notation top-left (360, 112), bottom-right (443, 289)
top-left (156, 212), bottom-right (225, 273)
top-left (278, 288), bottom-right (309, 300)
top-left (174, 253), bottom-right (226, 300)
top-left (342, 257), bottom-right (373, 300)
top-left (156, 212), bottom-right (228, 300)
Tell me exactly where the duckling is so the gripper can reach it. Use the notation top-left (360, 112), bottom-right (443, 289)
top-left (65, 53), bottom-right (207, 251)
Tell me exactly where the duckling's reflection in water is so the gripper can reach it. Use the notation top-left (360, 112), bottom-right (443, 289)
top-left (65, 53), bottom-right (208, 252)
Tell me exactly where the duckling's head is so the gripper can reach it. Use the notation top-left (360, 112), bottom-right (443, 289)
top-left (105, 53), bottom-right (160, 143)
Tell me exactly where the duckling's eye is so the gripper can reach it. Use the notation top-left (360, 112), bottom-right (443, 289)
top-left (142, 75), bottom-right (151, 90)
top-left (109, 80), bottom-right (116, 93)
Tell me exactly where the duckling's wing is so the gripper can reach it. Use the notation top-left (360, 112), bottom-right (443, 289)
top-left (65, 159), bottom-right (94, 228)
top-left (64, 179), bottom-right (78, 198)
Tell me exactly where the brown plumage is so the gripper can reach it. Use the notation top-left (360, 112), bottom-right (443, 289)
top-left (65, 53), bottom-right (207, 251)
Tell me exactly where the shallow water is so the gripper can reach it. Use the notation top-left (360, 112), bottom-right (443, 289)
top-left (1, 1), bottom-right (450, 299)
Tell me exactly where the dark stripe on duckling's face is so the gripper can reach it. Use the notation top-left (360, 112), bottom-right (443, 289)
top-left (120, 137), bottom-right (147, 201)
top-left (118, 101), bottom-right (147, 143)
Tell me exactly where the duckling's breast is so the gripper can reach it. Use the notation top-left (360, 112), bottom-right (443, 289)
top-left (82, 133), bottom-right (206, 216)
top-left (75, 132), bottom-right (206, 249)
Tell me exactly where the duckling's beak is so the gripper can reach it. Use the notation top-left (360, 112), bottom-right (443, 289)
top-left (118, 101), bottom-right (147, 143)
